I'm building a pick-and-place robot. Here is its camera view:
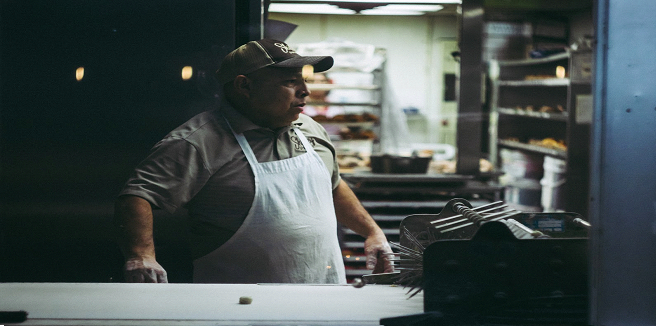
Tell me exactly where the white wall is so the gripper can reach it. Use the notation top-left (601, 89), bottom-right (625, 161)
top-left (269, 13), bottom-right (459, 145)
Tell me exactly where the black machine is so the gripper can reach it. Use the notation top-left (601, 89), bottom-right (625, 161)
top-left (376, 198), bottom-right (590, 326)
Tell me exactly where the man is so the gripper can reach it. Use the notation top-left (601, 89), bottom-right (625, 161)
top-left (114, 38), bottom-right (393, 284)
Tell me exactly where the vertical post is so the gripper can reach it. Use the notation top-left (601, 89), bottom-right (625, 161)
top-left (456, 0), bottom-right (484, 175)
top-left (235, 0), bottom-right (263, 47)
top-left (590, 0), bottom-right (656, 324)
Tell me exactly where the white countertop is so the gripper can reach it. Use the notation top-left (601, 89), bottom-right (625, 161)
top-left (0, 282), bottom-right (423, 325)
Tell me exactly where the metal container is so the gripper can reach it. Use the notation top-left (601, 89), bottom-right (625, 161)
top-left (370, 155), bottom-right (431, 174)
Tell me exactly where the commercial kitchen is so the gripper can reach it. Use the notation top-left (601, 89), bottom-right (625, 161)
top-left (0, 0), bottom-right (654, 325)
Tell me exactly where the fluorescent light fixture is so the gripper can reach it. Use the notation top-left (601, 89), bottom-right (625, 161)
top-left (360, 9), bottom-right (423, 15)
top-left (378, 4), bottom-right (444, 11)
top-left (361, 4), bottom-right (443, 15)
top-left (274, 0), bottom-right (461, 3)
top-left (269, 4), bottom-right (355, 14)
top-left (270, 3), bottom-right (445, 15)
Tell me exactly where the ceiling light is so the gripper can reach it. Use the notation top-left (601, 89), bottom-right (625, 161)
top-left (269, 4), bottom-right (355, 14)
top-left (273, 0), bottom-right (460, 3)
top-left (361, 4), bottom-right (444, 15)
top-left (380, 4), bottom-right (444, 11)
top-left (270, 3), bottom-right (445, 15)
top-left (360, 9), bottom-right (423, 15)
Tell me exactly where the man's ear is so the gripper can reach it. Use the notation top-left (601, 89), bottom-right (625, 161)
top-left (233, 75), bottom-right (251, 96)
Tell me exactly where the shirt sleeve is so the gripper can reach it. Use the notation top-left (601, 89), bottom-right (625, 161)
top-left (322, 130), bottom-right (342, 191)
top-left (118, 138), bottom-right (211, 214)
top-left (297, 115), bottom-right (342, 190)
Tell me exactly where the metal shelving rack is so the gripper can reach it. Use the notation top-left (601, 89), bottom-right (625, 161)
top-left (306, 49), bottom-right (386, 156)
top-left (338, 173), bottom-right (502, 281)
top-left (488, 50), bottom-right (592, 216)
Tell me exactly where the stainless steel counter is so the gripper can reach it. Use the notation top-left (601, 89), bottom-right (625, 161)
top-left (0, 283), bottom-right (423, 325)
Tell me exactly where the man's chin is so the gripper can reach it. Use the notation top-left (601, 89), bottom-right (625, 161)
top-left (287, 112), bottom-right (302, 123)
top-left (267, 116), bottom-right (298, 129)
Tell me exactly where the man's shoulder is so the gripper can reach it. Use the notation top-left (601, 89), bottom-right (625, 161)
top-left (294, 114), bottom-right (335, 152)
top-left (152, 109), bottom-right (237, 173)
top-left (164, 110), bottom-right (227, 142)
top-left (156, 109), bottom-right (232, 157)
top-left (295, 114), bottom-right (326, 134)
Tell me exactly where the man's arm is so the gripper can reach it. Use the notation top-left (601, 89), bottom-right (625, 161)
top-left (332, 180), bottom-right (394, 273)
top-left (114, 195), bottom-right (168, 283)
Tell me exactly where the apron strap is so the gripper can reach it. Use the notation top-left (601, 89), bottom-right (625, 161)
top-left (223, 115), bottom-right (259, 167)
top-left (223, 115), bottom-right (314, 167)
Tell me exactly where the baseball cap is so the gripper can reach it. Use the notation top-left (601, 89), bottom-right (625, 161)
top-left (216, 38), bottom-right (334, 85)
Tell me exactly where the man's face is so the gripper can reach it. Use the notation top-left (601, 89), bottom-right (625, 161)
top-left (245, 67), bottom-right (310, 129)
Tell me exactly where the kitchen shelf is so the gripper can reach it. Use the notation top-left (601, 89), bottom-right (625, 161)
top-left (343, 228), bottom-right (400, 236)
top-left (343, 241), bottom-right (365, 249)
top-left (300, 46), bottom-right (386, 158)
top-left (337, 172), bottom-right (501, 282)
top-left (498, 107), bottom-right (568, 121)
top-left (307, 101), bottom-right (381, 107)
top-left (333, 138), bottom-right (375, 142)
top-left (497, 51), bottom-right (570, 66)
top-left (342, 172), bottom-right (473, 183)
top-left (498, 139), bottom-right (567, 159)
top-left (345, 269), bottom-right (371, 277)
top-left (498, 78), bottom-right (570, 87)
top-left (342, 255), bottom-right (368, 263)
top-left (359, 199), bottom-right (492, 210)
top-left (369, 214), bottom-right (413, 222)
top-left (307, 84), bottom-right (380, 91)
top-left (489, 50), bottom-right (592, 215)
top-left (319, 121), bottom-right (376, 128)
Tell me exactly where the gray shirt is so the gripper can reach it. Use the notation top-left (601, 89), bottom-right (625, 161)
top-left (119, 101), bottom-right (340, 259)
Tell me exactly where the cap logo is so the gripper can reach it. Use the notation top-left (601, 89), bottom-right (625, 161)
top-left (274, 42), bottom-right (296, 54)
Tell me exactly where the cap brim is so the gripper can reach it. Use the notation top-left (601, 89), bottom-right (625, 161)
top-left (272, 55), bottom-right (334, 73)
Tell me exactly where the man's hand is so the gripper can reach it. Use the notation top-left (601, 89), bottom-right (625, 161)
top-left (123, 256), bottom-right (168, 283)
top-left (115, 196), bottom-right (167, 283)
top-left (333, 180), bottom-right (395, 274)
top-left (364, 233), bottom-right (394, 274)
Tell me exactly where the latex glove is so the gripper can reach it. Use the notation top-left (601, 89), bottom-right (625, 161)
top-left (123, 257), bottom-right (168, 283)
top-left (364, 234), bottom-right (394, 274)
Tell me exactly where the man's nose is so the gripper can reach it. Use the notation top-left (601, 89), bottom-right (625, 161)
top-left (299, 82), bottom-right (310, 98)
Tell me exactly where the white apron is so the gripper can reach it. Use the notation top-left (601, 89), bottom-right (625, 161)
top-left (193, 120), bottom-right (346, 284)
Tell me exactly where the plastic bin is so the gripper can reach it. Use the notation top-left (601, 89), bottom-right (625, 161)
top-left (541, 156), bottom-right (567, 212)
top-left (500, 149), bottom-right (544, 180)
top-left (504, 178), bottom-right (542, 212)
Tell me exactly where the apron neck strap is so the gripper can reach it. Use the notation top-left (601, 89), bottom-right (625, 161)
top-left (223, 115), bottom-right (315, 166)
top-left (223, 115), bottom-right (259, 166)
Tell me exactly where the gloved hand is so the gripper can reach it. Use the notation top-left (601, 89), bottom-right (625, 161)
top-left (364, 233), bottom-right (394, 274)
top-left (123, 256), bottom-right (168, 283)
